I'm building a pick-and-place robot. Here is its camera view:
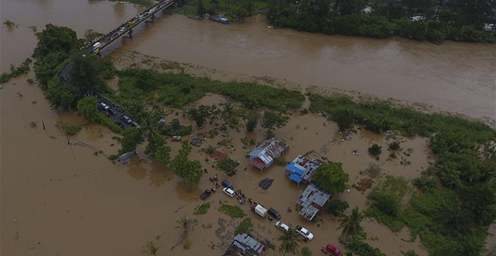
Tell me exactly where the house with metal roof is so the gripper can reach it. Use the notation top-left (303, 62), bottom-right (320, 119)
top-left (223, 233), bottom-right (266, 256)
top-left (248, 139), bottom-right (289, 171)
top-left (285, 155), bottom-right (324, 185)
top-left (296, 183), bottom-right (332, 221)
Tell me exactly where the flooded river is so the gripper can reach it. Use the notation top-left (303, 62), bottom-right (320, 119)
top-left (1, 0), bottom-right (495, 255)
top-left (2, 0), bottom-right (495, 120)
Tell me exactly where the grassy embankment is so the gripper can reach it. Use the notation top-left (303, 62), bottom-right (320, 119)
top-left (110, 68), bottom-right (304, 112)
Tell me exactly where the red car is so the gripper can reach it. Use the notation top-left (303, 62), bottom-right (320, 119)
top-left (326, 244), bottom-right (343, 256)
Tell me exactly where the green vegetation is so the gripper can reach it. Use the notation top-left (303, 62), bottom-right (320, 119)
top-left (117, 68), bottom-right (304, 112)
top-left (338, 207), bottom-right (366, 241)
top-left (0, 58), bottom-right (32, 84)
top-left (301, 247), bottom-right (312, 256)
top-left (346, 240), bottom-right (386, 256)
top-left (109, 0), bottom-right (154, 7)
top-left (361, 162), bottom-right (382, 178)
top-left (277, 228), bottom-right (301, 255)
top-left (267, 0), bottom-right (496, 44)
top-left (218, 203), bottom-right (245, 218)
top-left (388, 141), bottom-right (400, 151)
top-left (365, 176), bottom-right (408, 232)
top-left (327, 199), bottom-right (349, 216)
top-left (142, 240), bottom-right (160, 256)
top-left (311, 162), bottom-right (349, 194)
top-left (234, 218), bottom-right (253, 235)
top-left (77, 96), bottom-right (99, 122)
top-left (55, 121), bottom-right (82, 136)
top-left (261, 110), bottom-right (290, 137)
top-left (368, 144), bottom-right (382, 157)
top-left (3, 19), bottom-right (18, 28)
top-left (171, 141), bottom-right (203, 187)
top-left (194, 202), bottom-right (211, 215)
top-left (217, 158), bottom-right (240, 174)
top-left (309, 94), bottom-right (496, 255)
top-left (118, 128), bottom-right (143, 154)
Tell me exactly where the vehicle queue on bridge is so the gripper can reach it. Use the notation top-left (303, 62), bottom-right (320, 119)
top-left (87, 0), bottom-right (175, 55)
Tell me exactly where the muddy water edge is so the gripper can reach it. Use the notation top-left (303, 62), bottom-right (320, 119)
top-left (1, 0), bottom-right (495, 255)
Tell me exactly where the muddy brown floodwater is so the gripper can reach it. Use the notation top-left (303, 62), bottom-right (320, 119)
top-left (1, 0), bottom-right (495, 255)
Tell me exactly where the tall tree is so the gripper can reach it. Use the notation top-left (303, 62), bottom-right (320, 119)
top-left (175, 215), bottom-right (193, 240)
top-left (197, 0), bottom-right (207, 15)
top-left (171, 141), bottom-right (203, 186)
top-left (261, 110), bottom-right (289, 136)
top-left (119, 127), bottom-right (143, 154)
top-left (311, 162), bottom-right (349, 194)
top-left (338, 207), bottom-right (365, 241)
top-left (155, 143), bottom-right (172, 166)
top-left (277, 228), bottom-right (300, 255)
top-left (68, 54), bottom-right (107, 93)
top-left (77, 96), bottom-right (99, 122)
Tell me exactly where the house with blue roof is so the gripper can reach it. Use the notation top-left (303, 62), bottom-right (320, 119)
top-left (285, 155), bottom-right (324, 185)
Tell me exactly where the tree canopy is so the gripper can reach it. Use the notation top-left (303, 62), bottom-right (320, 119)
top-left (171, 141), bottom-right (203, 186)
top-left (119, 128), bottom-right (143, 154)
top-left (77, 96), bottom-right (99, 122)
top-left (311, 162), bottom-right (349, 194)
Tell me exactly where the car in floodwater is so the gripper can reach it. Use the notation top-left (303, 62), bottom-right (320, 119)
top-left (275, 221), bottom-right (290, 232)
top-left (325, 244), bottom-right (343, 256)
top-left (295, 225), bottom-right (314, 240)
top-left (200, 189), bottom-right (212, 200)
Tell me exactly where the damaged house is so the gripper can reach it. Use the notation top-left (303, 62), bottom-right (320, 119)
top-left (248, 138), bottom-right (289, 171)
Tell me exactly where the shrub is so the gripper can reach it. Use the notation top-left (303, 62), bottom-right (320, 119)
top-left (218, 204), bottom-right (245, 218)
top-left (234, 218), bottom-right (253, 235)
top-left (368, 144), bottom-right (382, 157)
top-left (194, 203), bottom-right (210, 215)
top-left (413, 176), bottom-right (437, 193)
top-left (388, 141), bottom-right (400, 151)
top-left (301, 247), bottom-right (312, 256)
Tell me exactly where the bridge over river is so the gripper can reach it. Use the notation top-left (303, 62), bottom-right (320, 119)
top-left (86, 0), bottom-right (175, 56)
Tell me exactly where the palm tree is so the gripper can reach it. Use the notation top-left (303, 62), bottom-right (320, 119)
top-left (277, 228), bottom-right (300, 255)
top-left (138, 110), bottom-right (164, 155)
top-left (142, 241), bottom-right (160, 256)
top-left (338, 207), bottom-right (365, 242)
top-left (175, 215), bottom-right (191, 240)
top-left (220, 102), bottom-right (238, 125)
top-left (54, 121), bottom-right (71, 144)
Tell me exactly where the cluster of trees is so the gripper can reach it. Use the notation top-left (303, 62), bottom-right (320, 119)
top-left (33, 24), bottom-right (116, 111)
top-left (194, 0), bottom-right (256, 22)
top-left (309, 93), bottom-right (496, 255)
top-left (171, 141), bottom-right (203, 187)
top-left (267, 0), bottom-right (496, 43)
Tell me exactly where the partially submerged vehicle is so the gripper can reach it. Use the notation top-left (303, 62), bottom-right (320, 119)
top-left (200, 189), bottom-right (212, 200)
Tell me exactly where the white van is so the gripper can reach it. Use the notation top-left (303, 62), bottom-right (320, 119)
top-left (223, 187), bottom-right (236, 197)
top-left (92, 42), bottom-right (101, 50)
top-left (253, 204), bottom-right (267, 218)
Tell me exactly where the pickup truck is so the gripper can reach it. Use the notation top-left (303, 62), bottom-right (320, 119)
top-left (295, 225), bottom-right (314, 241)
top-left (200, 189), bottom-right (212, 200)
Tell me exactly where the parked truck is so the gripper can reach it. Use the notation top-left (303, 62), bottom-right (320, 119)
top-left (252, 204), bottom-right (268, 218)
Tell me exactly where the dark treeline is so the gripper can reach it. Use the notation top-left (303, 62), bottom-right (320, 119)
top-left (267, 0), bottom-right (496, 43)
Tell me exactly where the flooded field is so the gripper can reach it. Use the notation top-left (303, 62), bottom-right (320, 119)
top-left (1, 0), bottom-right (495, 255)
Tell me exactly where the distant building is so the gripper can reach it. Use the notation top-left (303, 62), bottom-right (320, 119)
top-left (296, 183), bottom-right (332, 221)
top-left (223, 233), bottom-right (266, 256)
top-left (248, 139), bottom-right (289, 171)
top-left (285, 155), bottom-right (324, 185)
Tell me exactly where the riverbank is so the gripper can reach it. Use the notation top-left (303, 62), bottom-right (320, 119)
top-left (112, 50), bottom-right (496, 128)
